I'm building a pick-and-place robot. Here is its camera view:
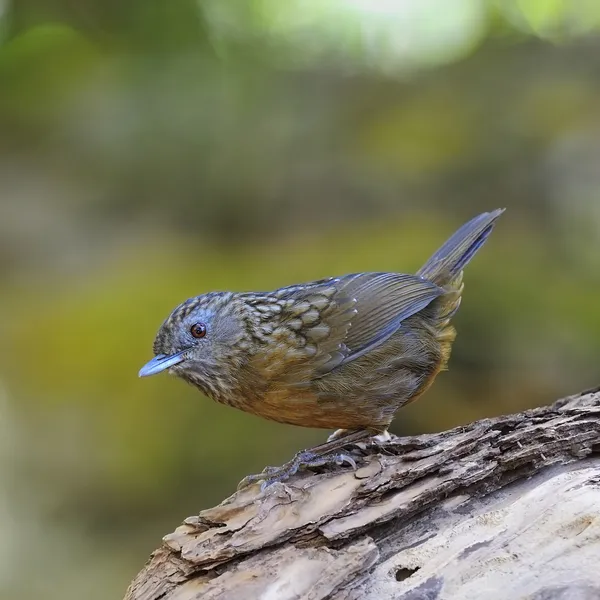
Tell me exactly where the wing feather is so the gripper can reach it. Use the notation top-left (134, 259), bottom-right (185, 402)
top-left (246, 272), bottom-right (443, 388)
top-left (331, 272), bottom-right (443, 366)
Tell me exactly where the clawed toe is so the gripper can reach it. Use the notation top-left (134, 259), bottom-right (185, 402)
top-left (237, 449), bottom-right (360, 491)
top-left (334, 453), bottom-right (357, 470)
top-left (237, 473), bottom-right (263, 490)
top-left (237, 464), bottom-right (282, 490)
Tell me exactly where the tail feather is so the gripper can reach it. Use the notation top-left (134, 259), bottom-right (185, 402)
top-left (416, 209), bottom-right (504, 378)
top-left (417, 209), bottom-right (504, 286)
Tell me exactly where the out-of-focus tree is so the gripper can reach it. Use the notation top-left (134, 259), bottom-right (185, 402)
top-left (1, 2), bottom-right (600, 599)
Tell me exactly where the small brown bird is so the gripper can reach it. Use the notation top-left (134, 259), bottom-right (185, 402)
top-left (140, 209), bottom-right (503, 487)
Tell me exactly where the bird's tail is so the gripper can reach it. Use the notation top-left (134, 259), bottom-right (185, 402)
top-left (417, 209), bottom-right (504, 287)
top-left (413, 209), bottom-right (504, 381)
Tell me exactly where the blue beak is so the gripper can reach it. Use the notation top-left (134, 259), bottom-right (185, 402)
top-left (138, 351), bottom-right (186, 377)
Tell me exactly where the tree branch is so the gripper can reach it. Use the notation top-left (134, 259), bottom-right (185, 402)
top-left (125, 387), bottom-right (600, 600)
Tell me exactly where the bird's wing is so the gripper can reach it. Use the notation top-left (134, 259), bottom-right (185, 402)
top-left (324, 272), bottom-right (444, 369)
top-left (245, 273), bottom-right (443, 385)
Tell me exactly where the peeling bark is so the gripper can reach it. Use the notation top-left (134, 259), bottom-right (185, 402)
top-left (125, 388), bottom-right (600, 600)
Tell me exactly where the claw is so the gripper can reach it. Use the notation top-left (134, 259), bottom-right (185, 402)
top-left (237, 465), bottom-right (282, 490)
top-left (237, 473), bottom-right (263, 490)
top-left (335, 453), bottom-right (357, 470)
top-left (238, 449), bottom-right (360, 491)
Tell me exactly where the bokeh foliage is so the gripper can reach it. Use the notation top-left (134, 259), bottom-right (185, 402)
top-left (1, 1), bottom-right (600, 599)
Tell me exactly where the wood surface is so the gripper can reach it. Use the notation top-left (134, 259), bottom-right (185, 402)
top-left (125, 387), bottom-right (600, 600)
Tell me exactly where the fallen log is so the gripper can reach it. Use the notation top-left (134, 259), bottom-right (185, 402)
top-left (125, 387), bottom-right (600, 600)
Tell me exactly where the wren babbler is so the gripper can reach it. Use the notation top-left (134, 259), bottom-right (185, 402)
top-left (140, 209), bottom-right (503, 488)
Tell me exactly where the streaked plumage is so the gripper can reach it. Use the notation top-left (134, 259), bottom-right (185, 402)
top-left (140, 210), bottom-right (504, 484)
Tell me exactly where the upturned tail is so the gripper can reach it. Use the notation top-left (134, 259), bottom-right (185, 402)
top-left (409, 209), bottom-right (504, 387)
top-left (417, 209), bottom-right (504, 287)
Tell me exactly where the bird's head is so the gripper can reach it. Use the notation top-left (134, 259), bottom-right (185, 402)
top-left (138, 292), bottom-right (252, 399)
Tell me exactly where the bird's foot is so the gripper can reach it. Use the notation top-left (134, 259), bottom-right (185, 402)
top-left (237, 450), bottom-right (358, 492)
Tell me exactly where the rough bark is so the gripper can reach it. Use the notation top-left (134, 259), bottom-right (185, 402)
top-left (125, 388), bottom-right (600, 600)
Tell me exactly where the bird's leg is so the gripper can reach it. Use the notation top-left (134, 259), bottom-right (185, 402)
top-left (238, 450), bottom-right (358, 491)
top-left (237, 429), bottom-right (371, 491)
top-left (327, 428), bottom-right (349, 442)
top-left (329, 428), bottom-right (391, 444)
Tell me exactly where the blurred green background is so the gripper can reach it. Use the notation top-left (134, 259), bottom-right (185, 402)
top-left (1, 0), bottom-right (600, 598)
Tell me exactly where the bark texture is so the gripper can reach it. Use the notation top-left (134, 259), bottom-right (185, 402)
top-left (125, 388), bottom-right (600, 600)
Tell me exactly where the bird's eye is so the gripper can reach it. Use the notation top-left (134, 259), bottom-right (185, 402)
top-left (190, 323), bottom-right (207, 339)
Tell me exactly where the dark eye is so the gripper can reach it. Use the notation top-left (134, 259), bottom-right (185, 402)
top-left (190, 323), bottom-right (207, 339)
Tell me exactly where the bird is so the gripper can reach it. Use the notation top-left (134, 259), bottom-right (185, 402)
top-left (139, 209), bottom-right (504, 489)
